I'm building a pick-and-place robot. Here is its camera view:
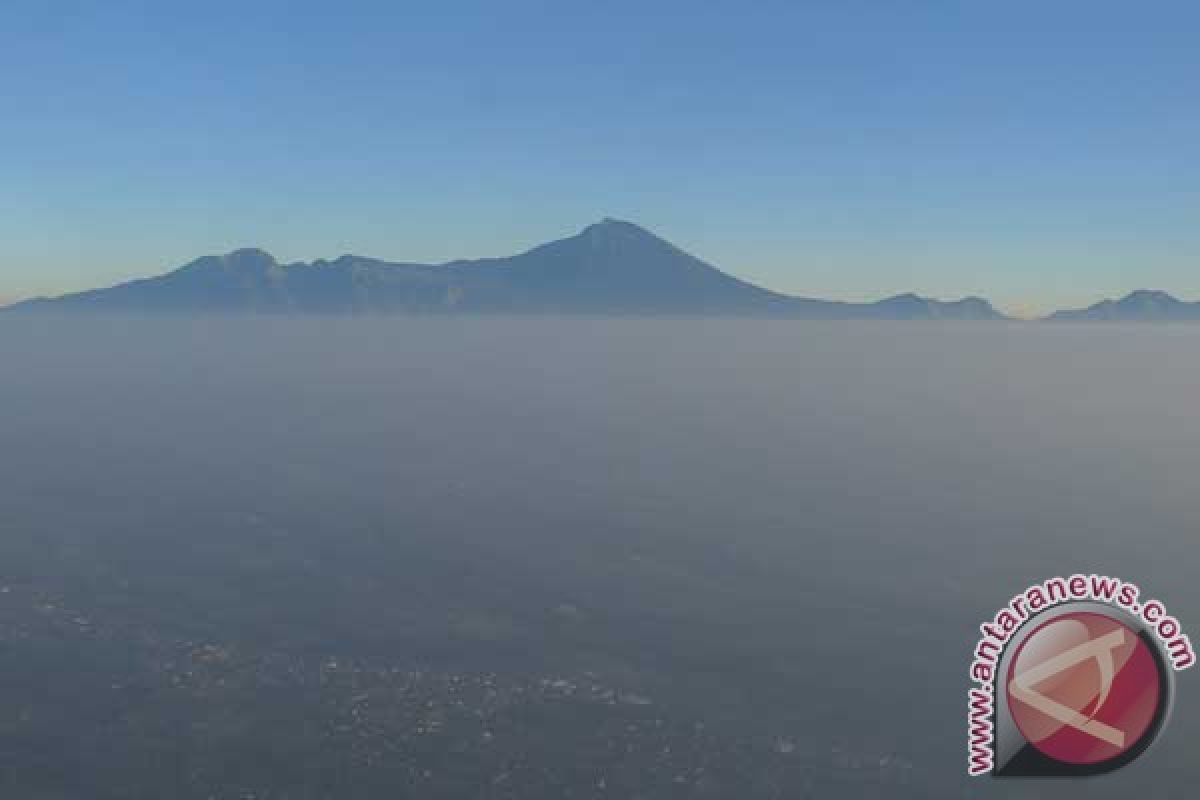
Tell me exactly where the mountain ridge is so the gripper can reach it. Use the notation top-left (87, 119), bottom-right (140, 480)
top-left (1046, 289), bottom-right (1200, 322)
top-left (7, 218), bottom-right (1009, 319)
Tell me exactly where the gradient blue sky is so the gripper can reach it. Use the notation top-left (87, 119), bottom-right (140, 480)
top-left (2, 1), bottom-right (1197, 316)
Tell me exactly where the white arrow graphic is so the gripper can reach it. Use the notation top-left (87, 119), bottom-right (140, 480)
top-left (1008, 627), bottom-right (1127, 749)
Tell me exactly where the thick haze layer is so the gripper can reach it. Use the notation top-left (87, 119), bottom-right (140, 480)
top-left (2, 317), bottom-right (1199, 797)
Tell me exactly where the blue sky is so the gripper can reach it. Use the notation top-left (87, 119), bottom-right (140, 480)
top-left (2, 1), bottom-right (1197, 316)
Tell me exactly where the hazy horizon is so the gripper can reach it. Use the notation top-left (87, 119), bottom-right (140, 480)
top-left (4, 219), bottom-right (1197, 321)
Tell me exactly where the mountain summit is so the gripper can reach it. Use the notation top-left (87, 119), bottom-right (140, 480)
top-left (8, 220), bottom-right (1007, 319)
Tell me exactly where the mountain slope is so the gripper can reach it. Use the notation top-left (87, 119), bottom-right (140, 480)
top-left (1046, 290), bottom-right (1200, 322)
top-left (7, 219), bottom-right (1007, 319)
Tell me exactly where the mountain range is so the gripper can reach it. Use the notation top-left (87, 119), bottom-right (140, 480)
top-left (5, 220), bottom-right (1004, 320)
top-left (4, 219), bottom-right (1193, 320)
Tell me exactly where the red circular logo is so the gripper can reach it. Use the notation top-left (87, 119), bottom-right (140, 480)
top-left (1006, 611), bottom-right (1163, 765)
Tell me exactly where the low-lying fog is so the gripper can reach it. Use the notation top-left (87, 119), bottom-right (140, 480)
top-left (2, 316), bottom-right (1198, 798)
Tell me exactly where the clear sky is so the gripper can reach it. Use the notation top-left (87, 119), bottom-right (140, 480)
top-left (2, 1), bottom-right (1197, 316)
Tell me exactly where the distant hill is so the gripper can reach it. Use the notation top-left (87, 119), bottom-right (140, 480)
top-left (6, 219), bottom-right (1007, 319)
top-left (1046, 290), bottom-right (1200, 322)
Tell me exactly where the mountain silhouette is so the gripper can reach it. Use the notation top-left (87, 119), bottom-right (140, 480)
top-left (1046, 290), bottom-right (1200, 322)
top-left (7, 219), bottom-right (1007, 319)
